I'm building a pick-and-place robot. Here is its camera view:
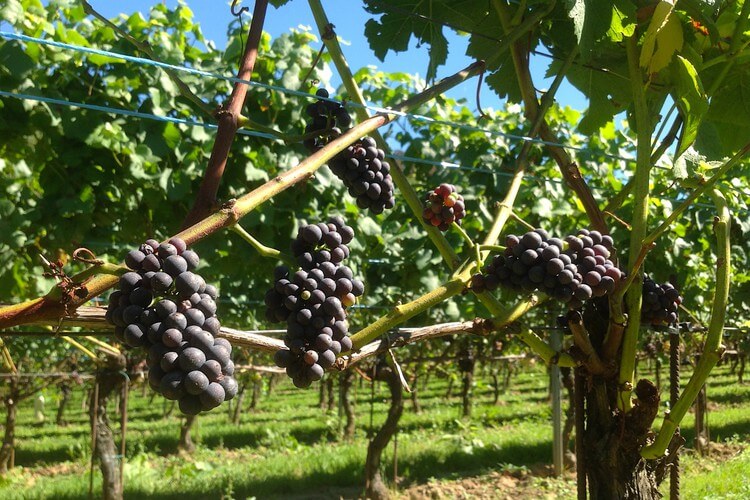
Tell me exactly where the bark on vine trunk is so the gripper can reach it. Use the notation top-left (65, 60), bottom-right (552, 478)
top-left (56, 384), bottom-right (71, 426)
top-left (738, 353), bottom-right (746, 384)
top-left (458, 352), bottom-right (475, 418)
top-left (340, 370), bottom-right (356, 440)
top-left (178, 414), bottom-right (197, 454)
top-left (364, 363), bottom-right (403, 500)
top-left (232, 382), bottom-right (246, 423)
top-left (251, 378), bottom-right (262, 409)
top-left (326, 376), bottom-right (336, 412)
top-left (694, 384), bottom-right (709, 455)
top-left (582, 377), bottom-right (663, 499)
top-left (91, 356), bottom-right (126, 500)
top-left (0, 378), bottom-right (19, 475)
top-left (408, 372), bottom-right (421, 413)
top-left (577, 305), bottom-right (669, 499)
top-left (491, 369), bottom-right (500, 404)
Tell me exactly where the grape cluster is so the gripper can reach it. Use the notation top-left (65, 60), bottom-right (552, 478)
top-left (473, 228), bottom-right (623, 309)
top-left (641, 276), bottom-right (681, 325)
top-left (563, 229), bottom-right (623, 305)
top-left (266, 217), bottom-right (363, 387)
top-left (105, 238), bottom-right (238, 415)
top-left (422, 183), bottom-right (466, 231)
top-left (328, 136), bottom-right (395, 214)
top-left (303, 89), bottom-right (352, 152)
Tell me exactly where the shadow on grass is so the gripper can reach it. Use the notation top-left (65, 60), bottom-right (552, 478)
top-left (115, 439), bottom-right (551, 500)
top-left (680, 415), bottom-right (750, 444)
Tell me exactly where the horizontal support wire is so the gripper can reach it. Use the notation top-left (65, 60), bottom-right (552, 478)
top-left (0, 31), bottom-right (635, 163)
top-left (0, 88), bottom-right (730, 214)
top-left (15, 29), bottom-right (745, 200)
top-left (13, 28), bottom-right (747, 202)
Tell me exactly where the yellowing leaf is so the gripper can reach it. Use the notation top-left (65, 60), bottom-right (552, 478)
top-left (640, 0), bottom-right (684, 74)
top-left (649, 17), bottom-right (683, 74)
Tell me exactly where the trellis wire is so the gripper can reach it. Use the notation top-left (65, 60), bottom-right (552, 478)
top-left (8, 30), bottom-right (750, 204)
top-left (0, 31), bottom-right (637, 164)
top-left (7, 33), bottom-right (746, 201)
top-left (0, 89), bottom-right (732, 214)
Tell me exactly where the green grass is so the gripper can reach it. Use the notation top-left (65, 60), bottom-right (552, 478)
top-left (677, 448), bottom-right (750, 499)
top-left (0, 361), bottom-right (748, 498)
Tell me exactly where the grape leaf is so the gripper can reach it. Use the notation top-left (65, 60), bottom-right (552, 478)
top-left (640, 1), bottom-right (683, 75)
top-left (558, 58), bottom-right (631, 134)
top-left (565, 0), bottom-right (614, 59)
top-left (671, 55), bottom-right (708, 159)
top-left (697, 67), bottom-right (750, 159)
top-left (363, 1), bottom-right (448, 82)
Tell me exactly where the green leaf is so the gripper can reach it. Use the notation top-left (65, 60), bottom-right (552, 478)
top-left (558, 58), bottom-right (631, 133)
top-left (0, 0), bottom-right (24, 24)
top-left (363, 1), bottom-right (449, 82)
top-left (163, 122), bottom-right (181, 149)
top-left (607, 1), bottom-right (636, 42)
top-left (672, 55), bottom-right (708, 158)
top-left (565, 0), bottom-right (614, 59)
top-left (697, 67), bottom-right (750, 159)
top-left (640, 1), bottom-right (683, 75)
top-left (0, 42), bottom-right (35, 80)
top-left (468, 34), bottom-right (522, 103)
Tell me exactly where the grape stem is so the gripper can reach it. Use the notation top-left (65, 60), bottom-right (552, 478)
top-left (230, 224), bottom-right (295, 268)
top-left (641, 189), bottom-right (731, 459)
top-left (451, 222), bottom-right (475, 249)
top-left (450, 222), bottom-right (483, 272)
top-left (477, 245), bottom-right (506, 253)
top-left (602, 115), bottom-right (683, 216)
top-left (0, 62), bottom-right (485, 330)
top-left (509, 211), bottom-right (535, 231)
top-left (518, 326), bottom-right (576, 368)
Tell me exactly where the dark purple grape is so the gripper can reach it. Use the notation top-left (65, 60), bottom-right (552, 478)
top-left (163, 255), bottom-right (188, 277)
top-left (125, 250), bottom-right (146, 270)
top-left (160, 351), bottom-right (180, 372)
top-left (119, 272), bottom-right (143, 294)
top-left (219, 376), bottom-right (238, 400)
top-left (124, 324), bottom-right (146, 347)
top-left (181, 250), bottom-right (200, 270)
top-left (160, 371), bottom-right (184, 400)
top-left (184, 370), bottom-right (210, 395)
top-left (200, 382), bottom-right (226, 410)
top-left (178, 396), bottom-right (202, 415)
top-left (179, 347), bottom-right (206, 372)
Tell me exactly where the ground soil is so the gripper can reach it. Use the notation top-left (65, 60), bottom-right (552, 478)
top-left (396, 464), bottom-right (576, 499)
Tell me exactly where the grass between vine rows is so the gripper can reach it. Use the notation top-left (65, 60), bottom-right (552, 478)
top-left (0, 360), bottom-right (748, 499)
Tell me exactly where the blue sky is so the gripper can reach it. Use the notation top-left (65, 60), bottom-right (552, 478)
top-left (87, 0), bottom-right (588, 113)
